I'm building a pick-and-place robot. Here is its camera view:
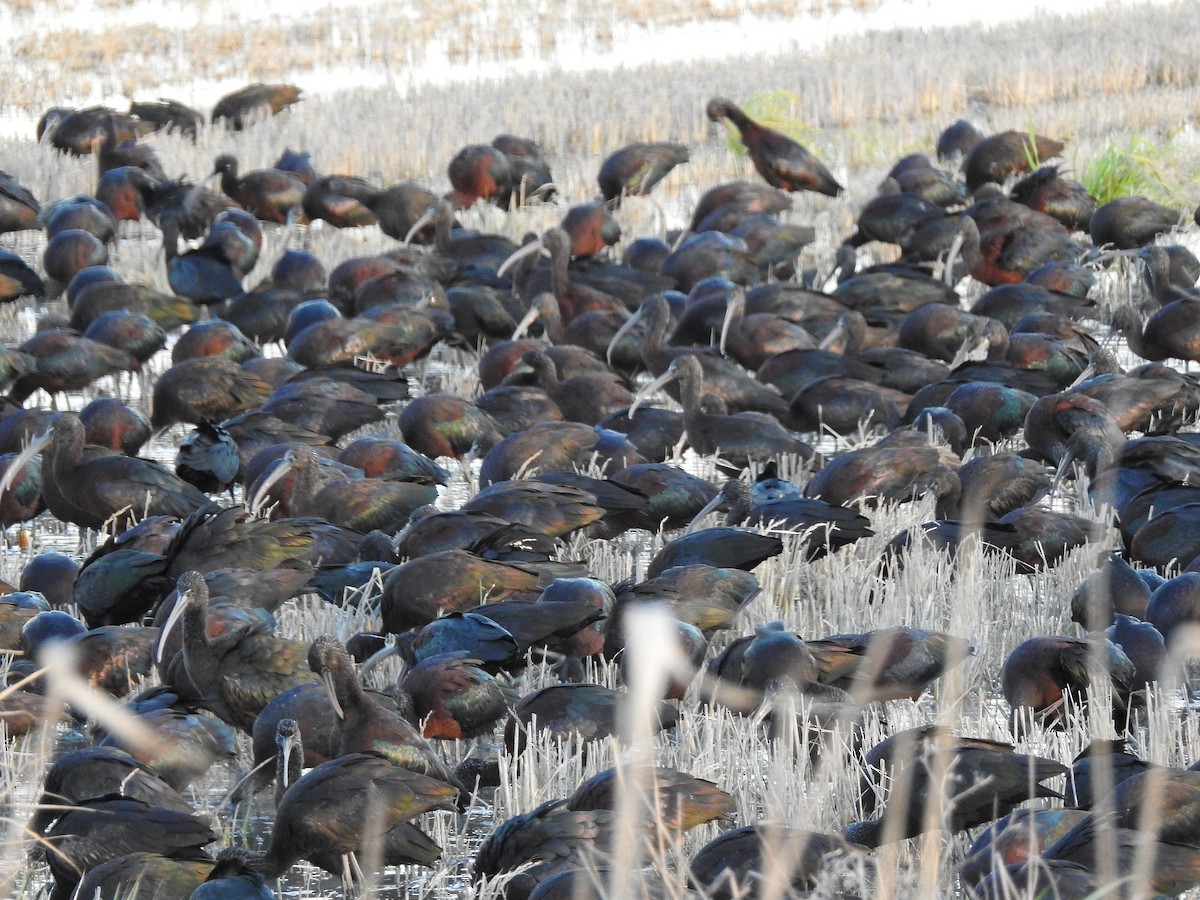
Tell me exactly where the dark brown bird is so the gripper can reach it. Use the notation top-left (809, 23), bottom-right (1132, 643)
top-left (962, 129), bottom-right (1065, 192)
top-left (633, 354), bottom-right (816, 471)
top-left (847, 726), bottom-right (1067, 847)
top-left (249, 744), bottom-right (457, 880)
top-left (1112, 301), bottom-right (1200, 368)
top-left (308, 635), bottom-right (464, 792)
top-left (211, 82), bottom-right (302, 129)
top-left (473, 799), bottom-right (617, 899)
top-left (807, 626), bottom-right (973, 703)
top-left (560, 202), bottom-right (621, 257)
top-left (956, 199), bottom-right (1087, 286)
top-left (566, 765), bottom-right (733, 834)
top-left (16, 415), bottom-right (207, 530)
top-left (150, 356), bottom-right (271, 431)
top-left (0, 170), bottom-right (40, 234)
top-left (379, 551), bottom-right (546, 633)
top-left (690, 825), bottom-right (863, 898)
top-left (519, 348), bottom-right (633, 425)
top-left (71, 852), bottom-right (215, 900)
top-left (936, 119), bottom-right (985, 160)
top-left (302, 174), bottom-right (380, 228)
top-left (31, 745), bottom-right (194, 837)
top-left (280, 444), bottom-right (436, 533)
top-left (462, 479), bottom-right (605, 538)
top-left (268, 718), bottom-right (443, 875)
top-left (706, 97), bottom-right (842, 197)
top-left (804, 439), bottom-right (960, 516)
top-left (598, 142), bottom-right (690, 203)
top-left (0, 249), bottom-right (45, 301)
top-left (211, 154), bottom-right (305, 224)
top-left (1001, 635), bottom-right (1136, 729)
top-left (447, 143), bottom-right (512, 208)
top-left (129, 97), bottom-right (203, 138)
top-left (493, 133), bottom-right (555, 203)
top-left (42, 796), bottom-right (216, 900)
top-left (1090, 195), bottom-right (1180, 249)
top-left (396, 650), bottom-right (514, 740)
top-left (477, 421), bottom-right (642, 486)
top-left (8, 328), bottom-right (137, 404)
top-left (1009, 164), bottom-right (1096, 231)
top-left (157, 572), bottom-right (316, 732)
top-left (504, 682), bottom-right (677, 757)
top-left (39, 105), bottom-right (155, 154)
top-left (357, 180), bottom-right (437, 243)
top-left (398, 392), bottom-right (504, 459)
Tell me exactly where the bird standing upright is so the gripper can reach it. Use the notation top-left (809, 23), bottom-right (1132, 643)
top-left (707, 97), bottom-right (843, 197)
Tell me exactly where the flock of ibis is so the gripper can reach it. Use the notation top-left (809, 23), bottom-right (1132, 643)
top-left (3, 78), bottom-right (1200, 899)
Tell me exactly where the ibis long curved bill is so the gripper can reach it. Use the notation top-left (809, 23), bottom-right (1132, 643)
top-left (627, 361), bottom-right (683, 418)
top-left (495, 237), bottom-right (549, 279)
top-left (0, 428), bottom-right (51, 495)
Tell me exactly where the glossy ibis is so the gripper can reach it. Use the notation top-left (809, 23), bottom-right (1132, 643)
top-left (447, 143), bottom-right (512, 208)
top-left (158, 572), bottom-right (316, 732)
top-left (463, 479), bottom-right (606, 538)
top-left (249, 746), bottom-right (457, 880)
top-left (690, 825), bottom-right (861, 899)
top-left (1009, 164), bottom-right (1096, 231)
top-left (150, 356), bottom-right (271, 430)
top-left (301, 173), bottom-right (380, 227)
top-left (211, 82), bottom-right (302, 129)
top-left (846, 726), bottom-right (1066, 847)
top-left (473, 798), bottom-right (617, 899)
top-left (31, 745), bottom-right (194, 837)
top-left (936, 118), bottom-right (985, 160)
top-left (211, 154), bottom-right (305, 224)
top-left (1090, 195), bottom-right (1179, 249)
top-left (16, 415), bottom-right (207, 530)
top-left (807, 626), bottom-right (972, 703)
top-left (566, 765), bottom-right (733, 834)
top-left (0, 170), bottom-right (39, 234)
top-left (42, 795), bottom-right (217, 900)
top-left (307, 636), bottom-right (463, 791)
top-left (269, 718), bottom-right (443, 874)
top-left (519, 348), bottom-right (633, 425)
top-left (477, 421), bottom-right (642, 485)
top-left (706, 97), bottom-right (842, 197)
top-left (957, 807), bottom-right (1090, 889)
top-left (280, 444), bottom-right (436, 533)
top-left (128, 97), bottom-right (202, 137)
top-left (395, 650), bottom-right (514, 740)
top-left (175, 421), bottom-right (240, 494)
top-left (493, 133), bottom-right (555, 203)
top-left (634, 355), bottom-right (816, 471)
top-left (691, 478), bottom-right (873, 560)
top-left (379, 550), bottom-right (546, 633)
top-left (0, 249), bottom-right (45, 301)
top-left (399, 393), bottom-right (504, 459)
top-left (1112, 301), bottom-right (1200, 367)
top-left (597, 141), bottom-right (690, 203)
top-left (962, 129), bottom-right (1064, 192)
top-left (804, 440), bottom-right (961, 516)
top-left (161, 218), bottom-right (244, 307)
top-left (956, 199), bottom-right (1086, 286)
top-left (9, 328), bottom-right (136, 404)
top-left (1001, 635), bottom-right (1135, 729)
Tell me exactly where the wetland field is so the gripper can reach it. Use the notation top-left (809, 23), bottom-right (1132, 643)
top-left (3, 0), bottom-right (1200, 897)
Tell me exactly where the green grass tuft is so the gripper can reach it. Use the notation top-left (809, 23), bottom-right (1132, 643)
top-left (1080, 135), bottom-right (1170, 206)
